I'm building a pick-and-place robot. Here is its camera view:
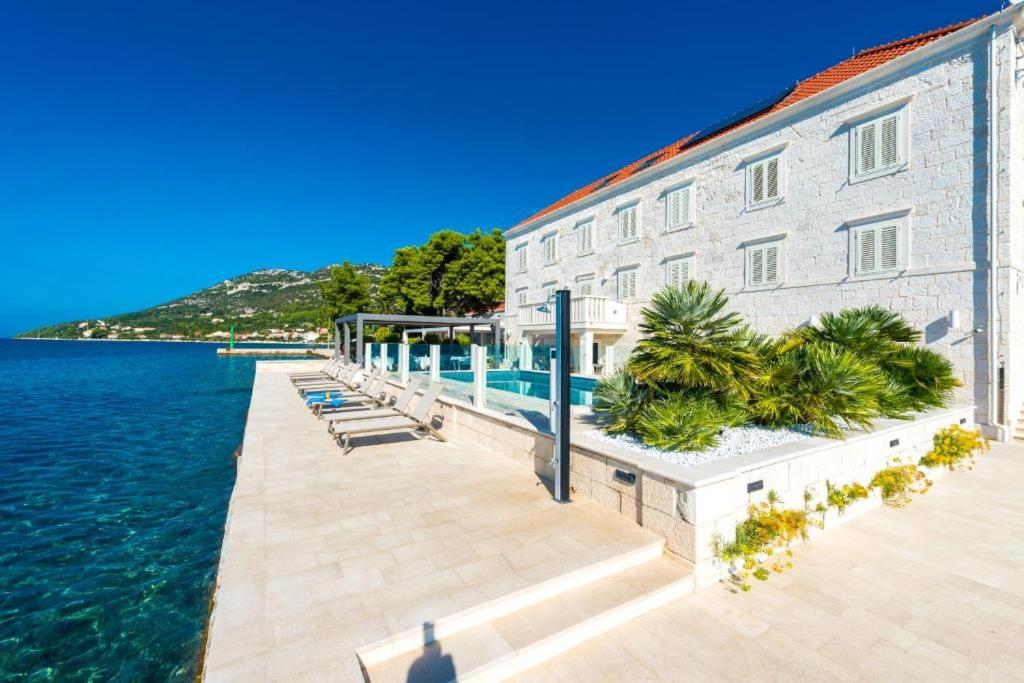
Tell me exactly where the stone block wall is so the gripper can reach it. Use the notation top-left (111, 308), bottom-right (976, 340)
top-left (503, 22), bottom-right (1021, 428)
top-left (415, 384), bottom-right (974, 588)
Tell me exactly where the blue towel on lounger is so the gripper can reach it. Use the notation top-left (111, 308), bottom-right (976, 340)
top-left (306, 394), bottom-right (348, 408)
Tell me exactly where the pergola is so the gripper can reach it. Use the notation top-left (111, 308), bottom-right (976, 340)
top-left (333, 313), bottom-right (503, 363)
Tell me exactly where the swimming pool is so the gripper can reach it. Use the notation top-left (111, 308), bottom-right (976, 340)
top-left (439, 369), bottom-right (597, 406)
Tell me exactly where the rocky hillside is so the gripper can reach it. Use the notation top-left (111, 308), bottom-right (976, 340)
top-left (18, 264), bottom-right (386, 342)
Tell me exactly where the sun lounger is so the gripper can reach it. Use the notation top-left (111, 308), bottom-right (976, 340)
top-left (329, 381), bottom-right (446, 454)
top-left (295, 365), bottom-right (366, 394)
top-left (289, 359), bottom-right (344, 382)
top-left (321, 376), bottom-right (423, 421)
top-left (292, 362), bottom-right (355, 387)
top-left (306, 373), bottom-right (391, 412)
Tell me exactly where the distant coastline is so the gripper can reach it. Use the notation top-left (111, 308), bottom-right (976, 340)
top-left (7, 337), bottom-right (330, 346)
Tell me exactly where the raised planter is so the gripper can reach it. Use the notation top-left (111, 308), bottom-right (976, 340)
top-left (380, 378), bottom-right (973, 590)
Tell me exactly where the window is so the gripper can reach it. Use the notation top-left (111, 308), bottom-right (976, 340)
top-left (542, 233), bottom-right (558, 265)
top-left (576, 274), bottom-right (595, 296)
top-left (666, 185), bottom-right (694, 229)
top-left (746, 241), bottom-right (783, 287)
top-left (542, 282), bottom-right (558, 303)
top-left (577, 220), bottom-right (594, 255)
top-left (665, 255), bottom-right (693, 289)
top-left (852, 109), bottom-right (907, 181)
top-left (746, 153), bottom-right (783, 207)
top-left (618, 204), bottom-right (639, 242)
top-left (515, 244), bottom-right (528, 273)
top-left (515, 287), bottom-right (528, 306)
top-left (853, 223), bottom-right (902, 275)
top-left (617, 269), bottom-right (638, 300)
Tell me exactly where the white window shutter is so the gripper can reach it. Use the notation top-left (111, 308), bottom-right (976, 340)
top-left (858, 228), bottom-right (876, 274)
top-left (765, 246), bottom-right (778, 283)
top-left (752, 163), bottom-right (764, 203)
top-left (680, 257), bottom-right (690, 283)
top-left (766, 158), bottom-right (779, 199)
top-left (580, 223), bottom-right (592, 253)
top-left (859, 122), bottom-right (877, 175)
top-left (880, 115), bottom-right (899, 168)
top-left (751, 248), bottom-right (764, 285)
top-left (668, 191), bottom-right (680, 226)
top-left (680, 187), bottom-right (691, 224)
top-left (880, 224), bottom-right (899, 271)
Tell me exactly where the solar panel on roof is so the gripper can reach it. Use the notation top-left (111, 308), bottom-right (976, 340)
top-left (684, 85), bottom-right (796, 149)
top-left (630, 154), bottom-right (664, 175)
top-left (591, 175), bottom-right (618, 192)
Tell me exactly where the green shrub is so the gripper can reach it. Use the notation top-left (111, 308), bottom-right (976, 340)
top-left (373, 326), bottom-right (402, 343)
top-left (919, 424), bottom-right (989, 470)
top-left (627, 283), bottom-right (760, 397)
top-left (634, 394), bottom-right (741, 452)
top-left (592, 369), bottom-right (652, 435)
top-left (884, 346), bottom-right (960, 412)
top-left (870, 461), bottom-right (931, 506)
top-left (749, 342), bottom-right (885, 438)
top-left (787, 306), bottom-right (959, 417)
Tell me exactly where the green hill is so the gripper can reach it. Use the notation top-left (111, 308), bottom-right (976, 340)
top-left (18, 264), bottom-right (386, 342)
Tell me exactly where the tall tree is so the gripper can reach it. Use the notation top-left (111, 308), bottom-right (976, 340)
top-left (377, 246), bottom-right (430, 314)
top-left (445, 228), bottom-right (505, 314)
top-left (419, 230), bottom-right (468, 314)
top-left (319, 261), bottom-right (373, 322)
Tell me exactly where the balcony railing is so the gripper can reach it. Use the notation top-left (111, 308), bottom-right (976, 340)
top-left (517, 295), bottom-right (628, 330)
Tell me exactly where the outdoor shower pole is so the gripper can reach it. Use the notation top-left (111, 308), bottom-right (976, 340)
top-left (553, 289), bottom-right (571, 504)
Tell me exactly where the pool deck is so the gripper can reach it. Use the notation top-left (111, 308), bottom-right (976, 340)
top-left (204, 360), bottom-right (1024, 681)
top-left (201, 360), bottom-right (689, 682)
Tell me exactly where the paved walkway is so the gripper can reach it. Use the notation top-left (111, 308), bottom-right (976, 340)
top-left (201, 361), bottom-right (669, 682)
top-left (517, 441), bottom-right (1024, 682)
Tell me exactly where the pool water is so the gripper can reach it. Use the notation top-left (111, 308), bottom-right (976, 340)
top-left (439, 369), bottom-right (597, 405)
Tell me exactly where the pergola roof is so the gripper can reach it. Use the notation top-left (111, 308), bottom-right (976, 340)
top-left (335, 313), bottom-right (499, 326)
top-left (333, 312), bottom-right (502, 362)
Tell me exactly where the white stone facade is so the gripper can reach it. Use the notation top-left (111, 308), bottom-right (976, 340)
top-left (504, 9), bottom-right (1024, 434)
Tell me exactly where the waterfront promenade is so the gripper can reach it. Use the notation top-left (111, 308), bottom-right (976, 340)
top-left (204, 360), bottom-right (1024, 681)
top-left (202, 361), bottom-right (686, 681)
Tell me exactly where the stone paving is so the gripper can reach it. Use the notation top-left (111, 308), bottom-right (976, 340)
top-left (201, 361), bottom-right (669, 682)
top-left (515, 441), bottom-right (1024, 682)
top-left (205, 359), bottom-right (1024, 682)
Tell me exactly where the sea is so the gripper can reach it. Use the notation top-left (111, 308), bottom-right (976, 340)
top-left (0, 339), bottom-right (315, 680)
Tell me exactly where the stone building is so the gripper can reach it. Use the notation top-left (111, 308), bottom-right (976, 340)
top-left (503, 6), bottom-right (1024, 437)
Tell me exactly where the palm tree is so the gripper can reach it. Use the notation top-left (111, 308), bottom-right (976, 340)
top-left (627, 282), bottom-right (761, 397)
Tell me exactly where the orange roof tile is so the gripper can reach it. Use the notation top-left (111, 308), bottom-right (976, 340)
top-left (513, 16), bottom-right (982, 230)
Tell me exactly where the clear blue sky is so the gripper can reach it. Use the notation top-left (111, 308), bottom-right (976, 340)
top-left (0, 0), bottom-right (998, 336)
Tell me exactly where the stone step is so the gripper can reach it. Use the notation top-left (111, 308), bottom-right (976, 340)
top-left (362, 554), bottom-right (693, 682)
top-left (356, 540), bottom-right (665, 670)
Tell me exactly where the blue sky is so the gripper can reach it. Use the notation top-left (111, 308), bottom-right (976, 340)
top-left (0, 0), bottom-right (997, 335)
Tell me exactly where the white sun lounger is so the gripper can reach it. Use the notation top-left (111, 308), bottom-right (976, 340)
top-left (295, 365), bottom-right (366, 394)
top-left (292, 362), bottom-right (355, 387)
top-left (320, 376), bottom-right (424, 421)
top-left (329, 381), bottom-right (446, 454)
top-left (307, 373), bottom-right (392, 414)
top-left (290, 359), bottom-right (345, 382)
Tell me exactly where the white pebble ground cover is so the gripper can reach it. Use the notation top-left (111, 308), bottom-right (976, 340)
top-left (585, 424), bottom-right (816, 468)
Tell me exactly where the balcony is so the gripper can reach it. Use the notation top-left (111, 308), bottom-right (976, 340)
top-left (517, 295), bottom-right (629, 332)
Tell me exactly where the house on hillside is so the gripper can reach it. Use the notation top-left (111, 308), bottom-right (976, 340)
top-left (503, 6), bottom-right (1024, 438)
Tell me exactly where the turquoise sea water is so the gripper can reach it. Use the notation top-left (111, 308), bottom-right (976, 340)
top-left (0, 339), bottom-right (307, 680)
